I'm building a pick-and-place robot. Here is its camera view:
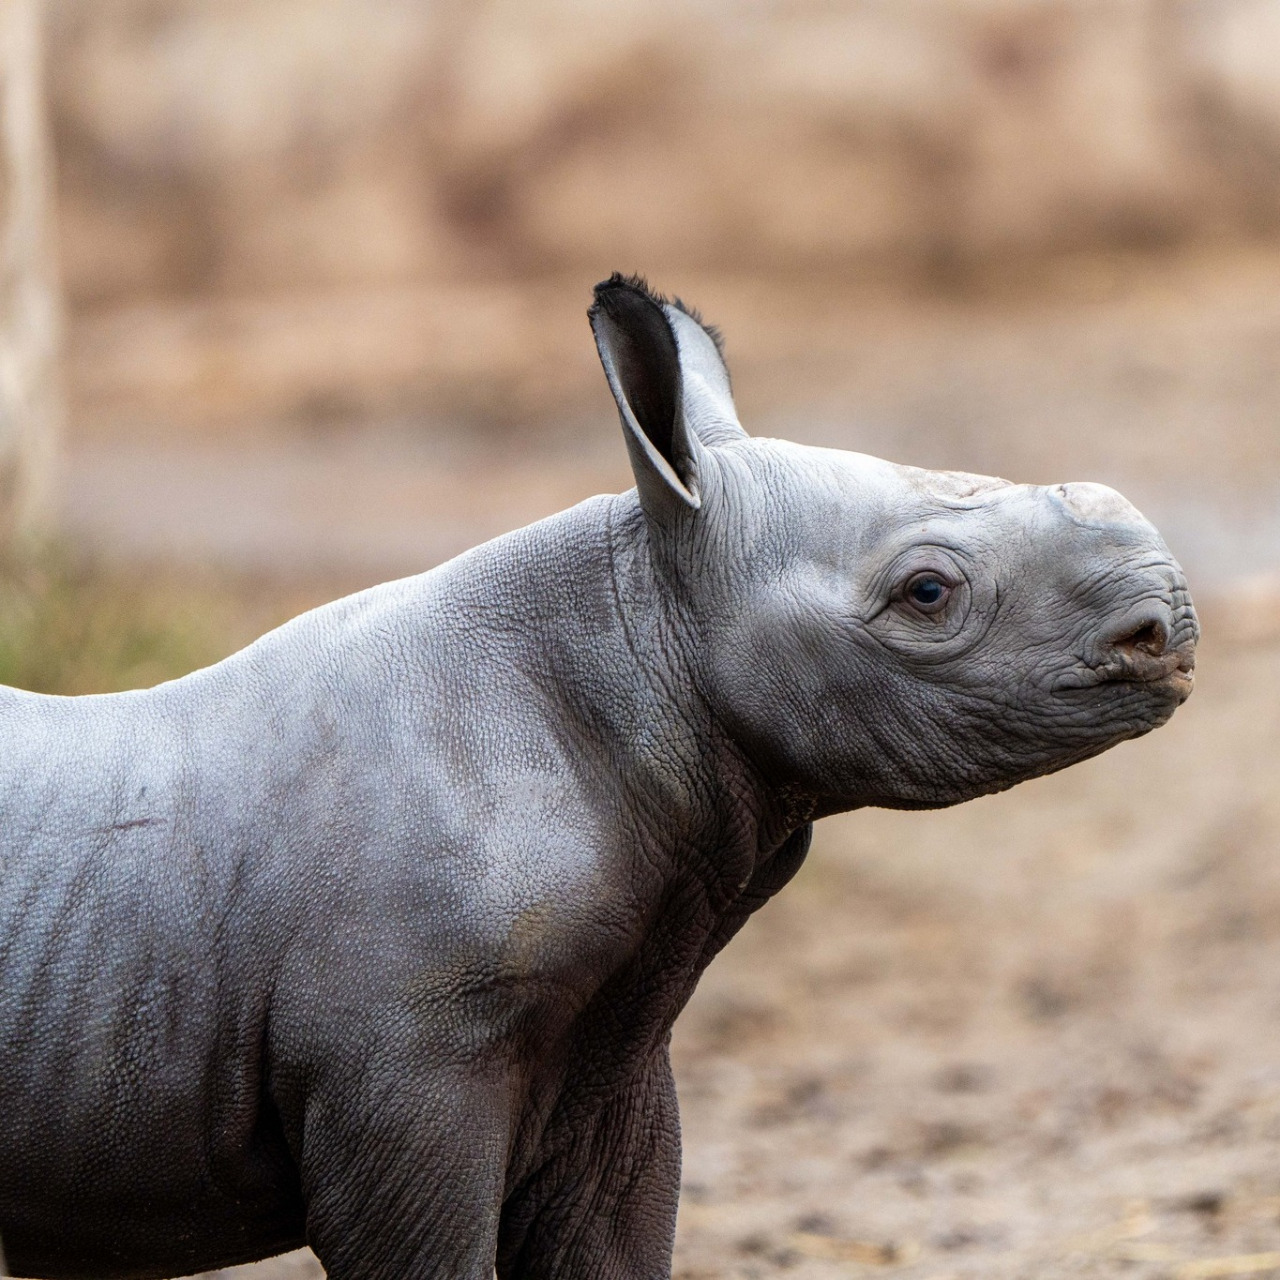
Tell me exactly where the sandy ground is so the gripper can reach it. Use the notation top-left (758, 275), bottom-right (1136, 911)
top-left (181, 623), bottom-right (1280, 1280)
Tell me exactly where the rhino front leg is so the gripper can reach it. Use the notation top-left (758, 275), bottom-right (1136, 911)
top-left (297, 1061), bottom-right (512, 1280)
top-left (497, 1049), bottom-right (682, 1280)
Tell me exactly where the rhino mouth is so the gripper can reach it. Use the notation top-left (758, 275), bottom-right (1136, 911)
top-left (1053, 645), bottom-right (1195, 700)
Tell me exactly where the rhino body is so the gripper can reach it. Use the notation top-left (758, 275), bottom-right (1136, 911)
top-left (0, 277), bottom-right (1196, 1279)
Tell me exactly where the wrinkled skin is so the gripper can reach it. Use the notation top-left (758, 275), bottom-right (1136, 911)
top-left (0, 277), bottom-right (1196, 1280)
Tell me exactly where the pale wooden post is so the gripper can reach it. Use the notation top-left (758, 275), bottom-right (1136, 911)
top-left (0, 0), bottom-right (61, 544)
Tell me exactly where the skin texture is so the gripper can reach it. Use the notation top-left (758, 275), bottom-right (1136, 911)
top-left (0, 276), bottom-right (1197, 1280)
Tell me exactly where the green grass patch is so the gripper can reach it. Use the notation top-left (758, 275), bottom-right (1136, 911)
top-left (0, 551), bottom-right (311, 696)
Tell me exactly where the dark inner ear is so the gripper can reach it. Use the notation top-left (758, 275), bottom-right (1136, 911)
top-left (592, 281), bottom-right (680, 467)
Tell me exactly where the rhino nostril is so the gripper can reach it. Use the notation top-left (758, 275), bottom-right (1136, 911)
top-left (1081, 601), bottom-right (1196, 690)
top-left (1112, 619), bottom-right (1169, 658)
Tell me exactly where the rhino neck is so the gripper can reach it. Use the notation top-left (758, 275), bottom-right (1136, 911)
top-left (593, 495), bottom-right (811, 883)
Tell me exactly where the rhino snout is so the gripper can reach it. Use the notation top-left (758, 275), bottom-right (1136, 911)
top-left (1098, 599), bottom-right (1196, 695)
top-left (1056, 592), bottom-right (1198, 701)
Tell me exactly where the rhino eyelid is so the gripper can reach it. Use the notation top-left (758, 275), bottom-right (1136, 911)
top-left (899, 570), bottom-right (956, 614)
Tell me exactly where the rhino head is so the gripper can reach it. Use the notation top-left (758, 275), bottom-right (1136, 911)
top-left (590, 274), bottom-right (1197, 816)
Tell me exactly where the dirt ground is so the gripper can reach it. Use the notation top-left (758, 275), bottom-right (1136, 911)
top-left (186, 620), bottom-right (1280, 1280)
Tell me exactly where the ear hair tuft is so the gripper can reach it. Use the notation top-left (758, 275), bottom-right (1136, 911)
top-left (670, 297), bottom-right (727, 361)
top-left (595, 272), bottom-right (664, 307)
top-left (592, 274), bottom-right (727, 361)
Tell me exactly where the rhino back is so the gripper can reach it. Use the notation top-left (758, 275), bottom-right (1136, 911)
top-left (0, 495), bottom-right (661, 1274)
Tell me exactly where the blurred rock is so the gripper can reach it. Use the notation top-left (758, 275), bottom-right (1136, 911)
top-left (47, 0), bottom-right (1280, 314)
top-left (40, 0), bottom-right (1280, 445)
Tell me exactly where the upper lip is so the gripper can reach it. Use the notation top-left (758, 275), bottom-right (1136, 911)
top-left (1054, 645), bottom-right (1196, 691)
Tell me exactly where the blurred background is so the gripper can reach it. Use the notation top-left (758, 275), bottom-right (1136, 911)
top-left (5, 2), bottom-right (1280, 1277)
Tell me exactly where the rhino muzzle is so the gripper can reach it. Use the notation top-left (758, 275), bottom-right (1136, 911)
top-left (1055, 580), bottom-right (1198, 703)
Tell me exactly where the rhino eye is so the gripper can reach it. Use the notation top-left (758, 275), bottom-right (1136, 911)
top-left (904, 572), bottom-right (952, 613)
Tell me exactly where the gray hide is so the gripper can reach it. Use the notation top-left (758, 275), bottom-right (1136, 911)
top-left (0, 276), bottom-right (1196, 1280)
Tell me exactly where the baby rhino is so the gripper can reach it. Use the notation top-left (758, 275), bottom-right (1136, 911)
top-left (0, 276), bottom-right (1196, 1280)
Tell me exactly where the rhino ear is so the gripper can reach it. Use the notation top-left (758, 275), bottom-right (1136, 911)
top-left (664, 301), bottom-right (747, 447)
top-left (590, 274), bottom-right (704, 516)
